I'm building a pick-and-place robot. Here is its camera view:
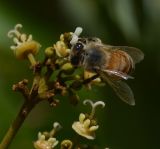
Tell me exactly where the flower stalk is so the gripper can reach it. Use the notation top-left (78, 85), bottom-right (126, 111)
top-left (27, 53), bottom-right (37, 66)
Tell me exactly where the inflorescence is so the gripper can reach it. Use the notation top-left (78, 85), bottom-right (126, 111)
top-left (7, 24), bottom-right (108, 149)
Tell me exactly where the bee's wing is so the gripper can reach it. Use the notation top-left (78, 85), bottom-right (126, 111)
top-left (100, 44), bottom-right (144, 64)
top-left (115, 46), bottom-right (144, 64)
top-left (103, 69), bottom-right (134, 80)
top-left (99, 70), bottom-right (135, 106)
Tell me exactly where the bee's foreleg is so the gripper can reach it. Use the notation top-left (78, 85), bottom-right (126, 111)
top-left (83, 74), bottom-right (99, 84)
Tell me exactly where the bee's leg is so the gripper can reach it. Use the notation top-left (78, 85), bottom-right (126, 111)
top-left (83, 74), bottom-right (99, 84)
top-left (92, 66), bottom-right (101, 73)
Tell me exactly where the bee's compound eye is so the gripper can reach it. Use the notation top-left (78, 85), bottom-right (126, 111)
top-left (75, 43), bottom-right (83, 51)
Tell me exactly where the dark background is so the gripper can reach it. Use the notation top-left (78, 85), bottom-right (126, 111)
top-left (0, 0), bottom-right (160, 148)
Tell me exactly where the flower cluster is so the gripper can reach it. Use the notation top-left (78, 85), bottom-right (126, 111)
top-left (7, 24), bottom-right (109, 149)
top-left (34, 100), bottom-right (106, 149)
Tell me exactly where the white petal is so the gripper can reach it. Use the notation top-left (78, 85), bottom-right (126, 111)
top-left (89, 125), bottom-right (99, 131)
top-left (83, 119), bottom-right (90, 128)
top-left (79, 113), bottom-right (86, 123)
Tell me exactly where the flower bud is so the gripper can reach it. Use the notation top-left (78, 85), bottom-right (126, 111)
top-left (61, 63), bottom-right (74, 74)
top-left (61, 140), bottom-right (73, 149)
top-left (45, 47), bottom-right (55, 57)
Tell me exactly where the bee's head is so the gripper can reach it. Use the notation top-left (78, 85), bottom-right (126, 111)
top-left (70, 40), bottom-right (85, 66)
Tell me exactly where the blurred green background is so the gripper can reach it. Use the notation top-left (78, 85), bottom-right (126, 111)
top-left (0, 0), bottom-right (160, 148)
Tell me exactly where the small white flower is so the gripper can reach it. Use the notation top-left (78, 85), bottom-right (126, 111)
top-left (72, 99), bottom-right (105, 140)
top-left (34, 132), bottom-right (59, 149)
top-left (34, 122), bottom-right (62, 149)
top-left (8, 24), bottom-right (40, 61)
top-left (72, 113), bottom-right (99, 140)
top-left (54, 40), bottom-right (70, 57)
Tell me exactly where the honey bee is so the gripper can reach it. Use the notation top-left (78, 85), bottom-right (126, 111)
top-left (70, 37), bottom-right (144, 106)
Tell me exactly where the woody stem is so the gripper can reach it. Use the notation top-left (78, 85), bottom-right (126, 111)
top-left (0, 100), bottom-right (39, 149)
